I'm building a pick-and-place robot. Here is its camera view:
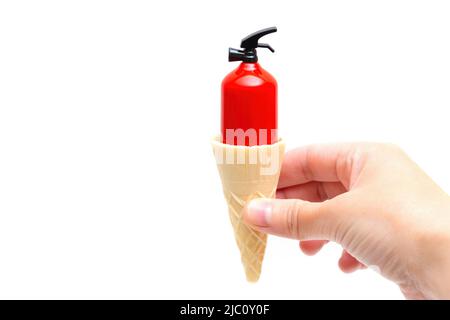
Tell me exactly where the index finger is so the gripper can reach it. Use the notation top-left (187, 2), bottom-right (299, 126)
top-left (278, 143), bottom-right (358, 189)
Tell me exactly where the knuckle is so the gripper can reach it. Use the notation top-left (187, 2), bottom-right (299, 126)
top-left (381, 143), bottom-right (404, 155)
top-left (284, 200), bottom-right (302, 239)
top-left (370, 142), bottom-right (404, 155)
top-left (355, 142), bottom-right (382, 158)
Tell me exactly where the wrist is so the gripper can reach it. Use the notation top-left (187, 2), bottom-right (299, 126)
top-left (416, 200), bottom-right (450, 299)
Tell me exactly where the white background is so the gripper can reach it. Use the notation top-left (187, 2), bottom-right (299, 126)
top-left (0, 1), bottom-right (449, 299)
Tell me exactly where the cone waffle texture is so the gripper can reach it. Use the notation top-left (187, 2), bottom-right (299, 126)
top-left (212, 137), bottom-right (285, 282)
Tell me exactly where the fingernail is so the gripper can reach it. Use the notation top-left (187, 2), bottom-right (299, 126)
top-left (244, 199), bottom-right (272, 227)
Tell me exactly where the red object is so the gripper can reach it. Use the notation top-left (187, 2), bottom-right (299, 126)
top-left (221, 62), bottom-right (277, 146)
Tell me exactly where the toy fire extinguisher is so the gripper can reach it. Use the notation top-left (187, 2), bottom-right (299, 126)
top-left (221, 27), bottom-right (278, 146)
top-left (213, 27), bottom-right (285, 282)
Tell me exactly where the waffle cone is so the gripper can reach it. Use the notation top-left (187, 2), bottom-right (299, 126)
top-left (212, 137), bottom-right (285, 282)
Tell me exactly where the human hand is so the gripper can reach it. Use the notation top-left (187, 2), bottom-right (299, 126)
top-left (243, 143), bottom-right (450, 299)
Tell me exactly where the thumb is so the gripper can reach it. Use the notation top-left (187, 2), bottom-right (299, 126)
top-left (243, 198), bottom-right (339, 240)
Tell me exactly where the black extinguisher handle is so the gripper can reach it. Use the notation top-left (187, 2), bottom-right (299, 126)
top-left (240, 27), bottom-right (277, 51)
top-left (228, 27), bottom-right (277, 63)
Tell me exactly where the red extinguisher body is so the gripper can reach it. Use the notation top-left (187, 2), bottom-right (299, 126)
top-left (221, 62), bottom-right (277, 146)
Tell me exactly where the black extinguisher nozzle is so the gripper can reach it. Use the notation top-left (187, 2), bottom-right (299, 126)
top-left (228, 48), bottom-right (245, 62)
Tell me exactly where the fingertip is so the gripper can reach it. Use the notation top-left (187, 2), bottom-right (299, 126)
top-left (299, 240), bottom-right (328, 256)
top-left (275, 189), bottom-right (285, 199)
top-left (338, 250), bottom-right (363, 273)
top-left (338, 259), bottom-right (359, 273)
